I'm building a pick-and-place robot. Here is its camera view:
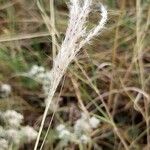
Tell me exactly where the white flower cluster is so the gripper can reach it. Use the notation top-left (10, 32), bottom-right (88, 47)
top-left (56, 113), bottom-right (100, 144)
top-left (21, 126), bottom-right (38, 143)
top-left (0, 110), bottom-right (38, 149)
top-left (56, 124), bottom-right (71, 139)
top-left (4, 110), bottom-right (23, 128)
top-left (27, 65), bottom-right (52, 96)
top-left (0, 84), bottom-right (12, 98)
top-left (74, 113), bottom-right (100, 131)
top-left (0, 138), bottom-right (8, 150)
top-left (74, 113), bottom-right (100, 143)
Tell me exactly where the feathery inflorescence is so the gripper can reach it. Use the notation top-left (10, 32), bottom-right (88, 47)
top-left (45, 0), bottom-right (107, 105)
top-left (34, 0), bottom-right (107, 149)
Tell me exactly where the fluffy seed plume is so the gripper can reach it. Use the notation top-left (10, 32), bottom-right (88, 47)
top-left (34, 0), bottom-right (107, 149)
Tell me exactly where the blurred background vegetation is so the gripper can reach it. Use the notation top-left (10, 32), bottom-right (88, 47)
top-left (0, 0), bottom-right (150, 149)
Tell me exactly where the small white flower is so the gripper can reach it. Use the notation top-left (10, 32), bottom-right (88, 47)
top-left (81, 112), bottom-right (88, 120)
top-left (0, 110), bottom-right (39, 148)
top-left (43, 85), bottom-right (50, 96)
top-left (74, 113), bottom-right (91, 134)
top-left (0, 138), bottom-right (9, 150)
top-left (58, 129), bottom-right (71, 139)
top-left (28, 65), bottom-right (39, 76)
top-left (6, 129), bottom-right (20, 145)
top-left (27, 65), bottom-right (52, 97)
top-left (1, 84), bottom-right (11, 93)
top-left (74, 118), bottom-right (91, 134)
top-left (56, 124), bottom-right (65, 132)
top-left (38, 66), bottom-right (45, 73)
top-left (37, 72), bottom-right (45, 80)
top-left (80, 134), bottom-right (91, 144)
top-left (56, 124), bottom-right (71, 140)
top-left (4, 110), bottom-right (23, 121)
top-left (89, 116), bottom-right (100, 129)
top-left (0, 84), bottom-right (11, 97)
top-left (44, 71), bottom-right (51, 81)
top-left (7, 118), bottom-right (22, 128)
top-left (0, 126), bottom-right (4, 133)
top-left (21, 126), bottom-right (37, 143)
top-left (4, 110), bottom-right (23, 128)
top-left (0, 126), bottom-right (6, 138)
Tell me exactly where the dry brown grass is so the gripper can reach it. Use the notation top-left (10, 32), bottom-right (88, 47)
top-left (0, 0), bottom-right (149, 150)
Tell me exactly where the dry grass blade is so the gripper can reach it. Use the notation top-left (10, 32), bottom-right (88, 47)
top-left (34, 0), bottom-right (107, 149)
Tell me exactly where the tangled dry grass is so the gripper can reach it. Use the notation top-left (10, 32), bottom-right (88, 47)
top-left (0, 0), bottom-right (149, 150)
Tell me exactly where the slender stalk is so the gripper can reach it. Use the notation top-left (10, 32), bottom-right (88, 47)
top-left (50, 0), bottom-right (57, 60)
top-left (34, 92), bottom-right (55, 150)
top-left (34, 1), bottom-right (108, 149)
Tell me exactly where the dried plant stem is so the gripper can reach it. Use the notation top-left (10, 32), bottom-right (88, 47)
top-left (34, 0), bottom-right (108, 149)
top-left (136, 0), bottom-right (150, 149)
top-left (50, 0), bottom-right (57, 59)
top-left (75, 60), bottom-right (129, 150)
top-left (70, 74), bottom-right (89, 115)
top-left (34, 72), bottom-right (62, 150)
top-left (39, 76), bottom-right (66, 150)
top-left (34, 97), bottom-right (52, 150)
